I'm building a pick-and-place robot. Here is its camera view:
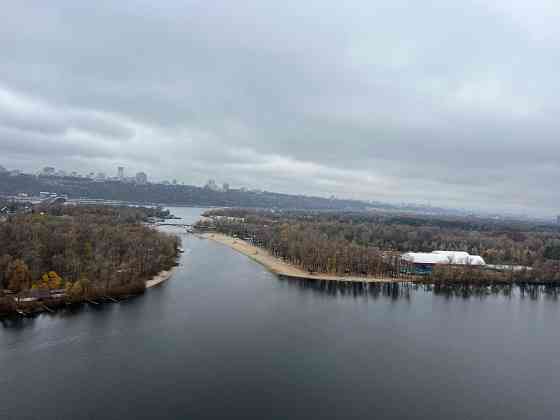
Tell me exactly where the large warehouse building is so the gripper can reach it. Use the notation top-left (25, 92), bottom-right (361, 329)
top-left (401, 251), bottom-right (486, 274)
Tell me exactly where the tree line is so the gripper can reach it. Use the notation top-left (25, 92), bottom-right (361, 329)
top-left (199, 208), bottom-right (560, 283)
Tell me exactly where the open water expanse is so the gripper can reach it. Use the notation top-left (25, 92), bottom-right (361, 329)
top-left (2, 207), bottom-right (560, 420)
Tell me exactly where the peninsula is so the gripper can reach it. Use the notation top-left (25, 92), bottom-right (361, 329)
top-left (204, 233), bottom-right (401, 283)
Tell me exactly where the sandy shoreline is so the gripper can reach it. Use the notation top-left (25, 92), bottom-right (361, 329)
top-left (203, 233), bottom-right (408, 283)
top-left (146, 267), bottom-right (177, 288)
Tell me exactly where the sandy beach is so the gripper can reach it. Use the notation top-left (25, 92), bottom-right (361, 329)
top-left (146, 267), bottom-right (177, 288)
top-left (203, 233), bottom-right (407, 283)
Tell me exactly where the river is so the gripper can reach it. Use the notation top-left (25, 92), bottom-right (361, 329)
top-left (2, 207), bottom-right (560, 420)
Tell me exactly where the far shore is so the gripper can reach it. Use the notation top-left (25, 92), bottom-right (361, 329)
top-left (202, 233), bottom-right (409, 283)
top-left (146, 267), bottom-right (177, 288)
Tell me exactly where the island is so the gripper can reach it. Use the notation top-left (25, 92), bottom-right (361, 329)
top-left (0, 204), bottom-right (181, 317)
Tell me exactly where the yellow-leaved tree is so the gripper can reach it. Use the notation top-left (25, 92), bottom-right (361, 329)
top-left (6, 259), bottom-right (32, 292)
top-left (47, 271), bottom-right (63, 289)
top-left (69, 280), bottom-right (84, 298)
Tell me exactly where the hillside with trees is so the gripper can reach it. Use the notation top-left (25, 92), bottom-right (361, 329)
top-left (0, 172), bottom-right (439, 212)
top-left (199, 208), bottom-right (560, 284)
top-left (0, 205), bottom-right (180, 315)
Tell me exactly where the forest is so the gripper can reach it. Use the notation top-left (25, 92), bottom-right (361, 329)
top-left (0, 205), bottom-right (180, 315)
top-left (199, 208), bottom-right (560, 284)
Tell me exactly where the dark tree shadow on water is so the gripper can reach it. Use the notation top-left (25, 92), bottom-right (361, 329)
top-left (0, 296), bottom-right (143, 330)
top-left (277, 276), bottom-right (413, 300)
top-left (277, 276), bottom-right (560, 302)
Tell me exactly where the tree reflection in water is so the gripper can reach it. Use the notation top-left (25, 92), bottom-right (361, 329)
top-left (277, 276), bottom-right (412, 300)
top-left (277, 276), bottom-right (560, 301)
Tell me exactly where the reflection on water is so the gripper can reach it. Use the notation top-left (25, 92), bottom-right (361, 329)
top-left (0, 300), bottom-right (116, 329)
top-left (278, 276), bottom-right (413, 300)
top-left (5, 279), bottom-right (560, 331)
top-left (278, 275), bottom-right (560, 301)
top-left (428, 283), bottom-right (560, 300)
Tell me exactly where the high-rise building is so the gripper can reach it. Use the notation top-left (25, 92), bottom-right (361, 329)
top-left (205, 179), bottom-right (219, 191)
top-left (117, 166), bottom-right (125, 180)
top-left (222, 183), bottom-right (230, 192)
top-left (40, 167), bottom-right (56, 176)
top-left (135, 172), bottom-right (148, 184)
top-left (0, 165), bottom-right (7, 174)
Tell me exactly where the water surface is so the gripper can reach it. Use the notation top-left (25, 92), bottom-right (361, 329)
top-left (2, 207), bottom-right (560, 420)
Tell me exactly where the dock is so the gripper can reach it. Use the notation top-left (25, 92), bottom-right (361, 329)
top-left (41, 304), bottom-right (55, 313)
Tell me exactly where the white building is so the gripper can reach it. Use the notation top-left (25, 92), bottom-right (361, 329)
top-left (402, 251), bottom-right (486, 266)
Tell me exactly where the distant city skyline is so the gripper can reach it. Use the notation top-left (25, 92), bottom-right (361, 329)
top-left (0, 159), bottom-right (554, 220)
top-left (1, 160), bottom-right (231, 190)
top-left (1, 162), bottom-right (238, 190)
top-left (1, 161), bottom-right (555, 221)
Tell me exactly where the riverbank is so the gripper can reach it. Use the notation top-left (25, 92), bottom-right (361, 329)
top-left (146, 267), bottom-right (177, 288)
top-left (0, 268), bottom-right (178, 319)
top-left (202, 233), bottom-right (407, 283)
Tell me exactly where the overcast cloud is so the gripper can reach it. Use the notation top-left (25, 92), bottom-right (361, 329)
top-left (1, 1), bottom-right (559, 216)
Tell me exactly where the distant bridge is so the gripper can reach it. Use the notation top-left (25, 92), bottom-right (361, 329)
top-left (154, 223), bottom-right (194, 229)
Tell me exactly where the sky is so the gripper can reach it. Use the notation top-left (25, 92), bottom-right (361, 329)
top-left (1, 1), bottom-right (559, 216)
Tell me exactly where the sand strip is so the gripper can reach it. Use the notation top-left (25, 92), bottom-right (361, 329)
top-left (203, 233), bottom-right (408, 283)
top-left (146, 267), bottom-right (177, 288)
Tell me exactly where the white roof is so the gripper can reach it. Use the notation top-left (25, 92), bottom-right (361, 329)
top-left (402, 251), bottom-right (486, 266)
top-left (402, 252), bottom-right (451, 264)
top-left (467, 255), bottom-right (486, 265)
top-left (432, 251), bottom-right (470, 258)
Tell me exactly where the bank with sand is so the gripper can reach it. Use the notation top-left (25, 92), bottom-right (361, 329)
top-left (203, 233), bottom-right (408, 283)
top-left (146, 267), bottom-right (177, 288)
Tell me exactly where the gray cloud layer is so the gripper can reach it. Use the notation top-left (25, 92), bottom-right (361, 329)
top-left (1, 1), bottom-right (559, 216)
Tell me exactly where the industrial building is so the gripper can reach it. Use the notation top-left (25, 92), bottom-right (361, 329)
top-left (401, 251), bottom-right (486, 275)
